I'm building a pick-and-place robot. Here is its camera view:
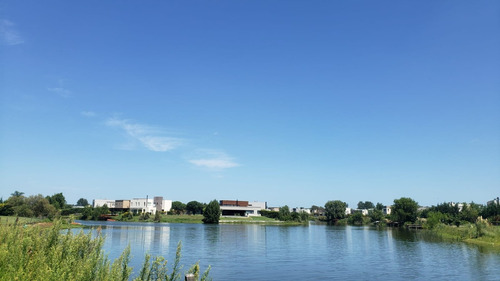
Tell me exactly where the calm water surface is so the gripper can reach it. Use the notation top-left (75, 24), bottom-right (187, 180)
top-left (76, 221), bottom-right (500, 280)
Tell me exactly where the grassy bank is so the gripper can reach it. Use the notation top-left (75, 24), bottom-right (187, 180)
top-left (0, 220), bottom-right (211, 281)
top-left (0, 215), bottom-right (41, 225)
top-left (96, 214), bottom-right (306, 225)
top-left (425, 222), bottom-right (500, 248)
top-left (113, 214), bottom-right (204, 224)
top-left (219, 216), bottom-right (306, 225)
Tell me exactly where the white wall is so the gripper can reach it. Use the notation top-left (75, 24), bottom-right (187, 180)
top-left (93, 199), bottom-right (116, 208)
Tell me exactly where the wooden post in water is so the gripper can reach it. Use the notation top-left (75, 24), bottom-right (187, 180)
top-left (185, 273), bottom-right (195, 281)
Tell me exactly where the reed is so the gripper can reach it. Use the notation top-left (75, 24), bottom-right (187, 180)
top-left (0, 218), bottom-right (211, 281)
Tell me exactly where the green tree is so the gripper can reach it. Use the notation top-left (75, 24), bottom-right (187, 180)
top-left (325, 200), bottom-right (347, 222)
top-left (481, 201), bottom-right (500, 220)
top-left (27, 194), bottom-right (57, 218)
top-left (357, 201), bottom-right (374, 209)
top-left (186, 201), bottom-right (205, 215)
top-left (92, 204), bottom-right (110, 220)
top-left (376, 203), bottom-right (384, 211)
top-left (348, 211), bottom-right (364, 225)
top-left (47, 192), bottom-right (66, 209)
top-left (11, 191), bottom-right (24, 197)
top-left (391, 197), bottom-right (419, 224)
top-left (202, 200), bottom-right (221, 224)
top-left (171, 201), bottom-right (186, 215)
top-left (278, 205), bottom-right (291, 221)
top-left (369, 209), bottom-right (384, 222)
top-left (6, 193), bottom-right (30, 217)
top-left (76, 198), bottom-right (89, 206)
top-left (459, 202), bottom-right (481, 223)
top-left (425, 211), bottom-right (445, 229)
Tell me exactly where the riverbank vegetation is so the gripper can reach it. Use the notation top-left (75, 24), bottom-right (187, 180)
top-left (0, 220), bottom-right (211, 281)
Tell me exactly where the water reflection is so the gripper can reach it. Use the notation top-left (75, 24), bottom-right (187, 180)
top-left (75, 221), bottom-right (500, 281)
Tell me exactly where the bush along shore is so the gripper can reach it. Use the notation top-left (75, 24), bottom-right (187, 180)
top-left (420, 220), bottom-right (500, 248)
top-left (0, 219), bottom-right (211, 281)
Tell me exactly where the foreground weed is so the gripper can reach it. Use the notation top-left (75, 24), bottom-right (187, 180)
top-left (0, 220), bottom-right (211, 281)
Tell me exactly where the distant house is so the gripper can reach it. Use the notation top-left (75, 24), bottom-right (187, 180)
top-left (487, 197), bottom-right (499, 206)
top-left (345, 208), bottom-right (352, 215)
top-left (292, 207), bottom-right (311, 214)
top-left (352, 209), bottom-right (370, 216)
top-left (268, 207), bottom-right (280, 212)
top-left (219, 200), bottom-right (267, 217)
top-left (383, 206), bottom-right (392, 215)
top-left (115, 200), bottom-right (130, 211)
top-left (130, 197), bottom-right (172, 214)
top-left (93, 199), bottom-right (116, 209)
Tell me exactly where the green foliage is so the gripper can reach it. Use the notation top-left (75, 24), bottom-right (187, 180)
top-left (0, 203), bottom-right (14, 216)
top-left (0, 221), bottom-right (211, 281)
top-left (459, 203), bottom-right (481, 223)
top-left (260, 210), bottom-right (279, 219)
top-left (357, 201), bottom-right (374, 209)
top-left (278, 205), bottom-right (291, 221)
top-left (324, 200), bottom-right (347, 222)
top-left (202, 200), bottom-right (221, 224)
top-left (424, 211), bottom-right (447, 229)
top-left (298, 211), bottom-right (310, 222)
top-left (368, 209), bottom-right (384, 223)
top-left (348, 212), bottom-right (365, 225)
top-left (171, 201), bottom-right (186, 215)
top-left (0, 220), bottom-right (130, 280)
top-left (46, 192), bottom-right (67, 209)
top-left (77, 198), bottom-right (90, 206)
top-left (27, 194), bottom-right (57, 218)
top-left (481, 202), bottom-right (500, 221)
top-left (391, 197), bottom-right (418, 224)
top-left (186, 201), bottom-right (205, 215)
top-left (375, 203), bottom-right (384, 211)
top-left (154, 211), bottom-right (161, 222)
top-left (11, 191), bottom-right (24, 197)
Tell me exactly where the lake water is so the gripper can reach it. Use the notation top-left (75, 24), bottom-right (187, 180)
top-left (76, 221), bottom-right (500, 280)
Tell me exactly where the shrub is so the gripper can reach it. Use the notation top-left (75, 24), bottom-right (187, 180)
top-left (202, 200), bottom-right (220, 224)
top-left (0, 220), bottom-right (211, 281)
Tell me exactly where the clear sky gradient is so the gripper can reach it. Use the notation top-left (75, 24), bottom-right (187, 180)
top-left (1, 1), bottom-right (499, 208)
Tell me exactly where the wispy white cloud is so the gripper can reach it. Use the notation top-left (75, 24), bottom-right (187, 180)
top-left (189, 150), bottom-right (239, 169)
top-left (48, 87), bottom-right (72, 98)
top-left (0, 19), bottom-right (24, 45)
top-left (106, 117), bottom-right (183, 152)
top-left (81, 111), bottom-right (97, 117)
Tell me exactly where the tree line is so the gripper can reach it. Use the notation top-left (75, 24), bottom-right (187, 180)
top-left (2, 191), bottom-right (499, 227)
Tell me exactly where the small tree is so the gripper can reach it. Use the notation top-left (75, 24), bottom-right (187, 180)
top-left (357, 201), bottom-right (374, 209)
top-left (348, 211), bottom-right (364, 225)
top-left (186, 201), bottom-right (205, 215)
top-left (278, 205), bottom-right (291, 221)
top-left (391, 197), bottom-right (418, 224)
top-left (203, 200), bottom-right (221, 224)
top-left (325, 200), bottom-right (347, 223)
top-left (76, 198), bottom-right (89, 206)
top-left (47, 193), bottom-right (66, 209)
top-left (171, 201), bottom-right (186, 215)
top-left (369, 209), bottom-right (384, 222)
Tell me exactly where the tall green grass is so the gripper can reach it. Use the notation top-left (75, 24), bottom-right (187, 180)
top-left (0, 219), bottom-right (211, 281)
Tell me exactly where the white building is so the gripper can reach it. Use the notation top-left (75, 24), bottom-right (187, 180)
top-left (487, 197), bottom-right (499, 206)
top-left (130, 197), bottom-right (172, 214)
top-left (345, 207), bottom-right (352, 215)
top-left (219, 200), bottom-right (267, 217)
top-left (93, 199), bottom-right (116, 208)
top-left (293, 207), bottom-right (311, 214)
top-left (383, 206), bottom-right (392, 215)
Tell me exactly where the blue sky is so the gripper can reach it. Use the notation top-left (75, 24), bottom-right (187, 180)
top-left (1, 1), bottom-right (499, 208)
